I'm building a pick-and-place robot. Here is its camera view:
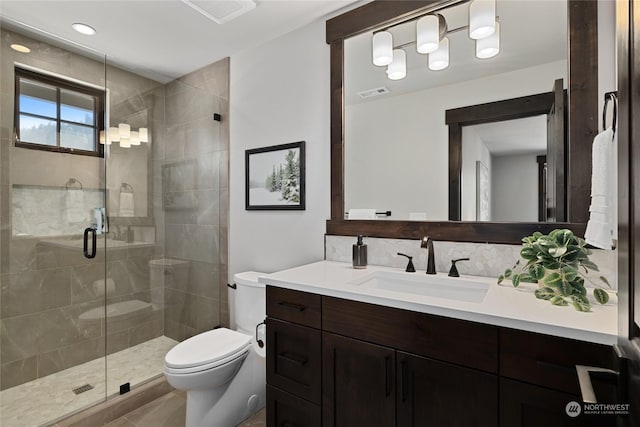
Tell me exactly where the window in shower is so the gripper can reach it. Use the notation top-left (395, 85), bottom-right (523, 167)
top-left (14, 66), bottom-right (105, 157)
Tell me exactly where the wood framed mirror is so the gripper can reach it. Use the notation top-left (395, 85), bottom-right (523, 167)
top-left (325, 0), bottom-right (599, 244)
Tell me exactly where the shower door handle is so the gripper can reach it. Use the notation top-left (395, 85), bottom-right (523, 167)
top-left (83, 227), bottom-right (97, 259)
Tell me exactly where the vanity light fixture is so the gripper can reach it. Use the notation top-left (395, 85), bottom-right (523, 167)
top-left (428, 37), bottom-right (450, 70)
top-left (372, 31), bottom-right (393, 66)
top-left (416, 14), bottom-right (447, 54)
top-left (101, 124), bottom-right (150, 147)
top-left (71, 23), bottom-right (97, 36)
top-left (371, 0), bottom-right (500, 80)
top-left (469, 0), bottom-right (496, 40)
top-left (10, 44), bottom-right (30, 53)
top-left (386, 49), bottom-right (407, 80)
top-left (476, 21), bottom-right (500, 59)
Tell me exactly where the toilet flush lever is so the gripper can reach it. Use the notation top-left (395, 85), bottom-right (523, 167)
top-left (256, 318), bottom-right (266, 348)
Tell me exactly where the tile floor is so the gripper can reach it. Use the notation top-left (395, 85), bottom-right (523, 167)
top-left (0, 336), bottom-right (178, 427)
top-left (104, 390), bottom-right (266, 427)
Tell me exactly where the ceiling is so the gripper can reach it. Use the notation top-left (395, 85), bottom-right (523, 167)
top-left (0, 0), bottom-right (363, 83)
top-left (466, 115), bottom-right (548, 156)
top-left (345, 0), bottom-right (567, 105)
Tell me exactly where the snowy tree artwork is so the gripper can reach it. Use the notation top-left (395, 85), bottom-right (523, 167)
top-left (245, 141), bottom-right (306, 210)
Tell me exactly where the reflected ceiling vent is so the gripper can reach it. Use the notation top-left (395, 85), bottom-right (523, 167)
top-left (181, 0), bottom-right (256, 24)
top-left (357, 87), bottom-right (391, 99)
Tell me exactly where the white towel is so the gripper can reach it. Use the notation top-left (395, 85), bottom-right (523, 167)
top-left (585, 127), bottom-right (614, 249)
top-left (119, 192), bottom-right (135, 217)
top-left (65, 189), bottom-right (86, 223)
top-left (347, 209), bottom-right (377, 220)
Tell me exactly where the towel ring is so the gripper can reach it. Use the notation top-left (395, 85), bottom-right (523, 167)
top-left (603, 91), bottom-right (617, 134)
top-left (120, 182), bottom-right (134, 193)
top-left (65, 178), bottom-right (83, 190)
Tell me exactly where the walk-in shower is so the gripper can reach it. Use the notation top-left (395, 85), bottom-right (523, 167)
top-left (0, 19), bottom-right (230, 426)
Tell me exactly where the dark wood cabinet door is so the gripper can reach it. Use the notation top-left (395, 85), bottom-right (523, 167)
top-left (322, 332), bottom-right (395, 427)
top-left (396, 351), bottom-right (498, 427)
top-left (500, 378), bottom-right (615, 427)
top-left (267, 318), bottom-right (322, 404)
top-left (267, 385), bottom-right (321, 427)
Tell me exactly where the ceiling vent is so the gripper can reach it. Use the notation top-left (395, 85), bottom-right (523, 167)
top-left (181, 0), bottom-right (256, 24)
top-left (357, 87), bottom-right (391, 99)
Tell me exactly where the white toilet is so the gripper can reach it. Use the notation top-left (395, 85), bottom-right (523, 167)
top-left (164, 271), bottom-right (267, 427)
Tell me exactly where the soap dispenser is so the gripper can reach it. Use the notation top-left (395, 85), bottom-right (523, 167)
top-left (352, 235), bottom-right (368, 269)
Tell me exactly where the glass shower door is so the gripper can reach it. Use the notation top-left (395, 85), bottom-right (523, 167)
top-left (0, 28), bottom-right (109, 426)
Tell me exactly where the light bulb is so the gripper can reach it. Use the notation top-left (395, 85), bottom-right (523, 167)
top-left (416, 15), bottom-right (441, 54)
top-left (469, 0), bottom-right (496, 40)
top-left (386, 49), bottom-right (406, 80)
top-left (476, 21), bottom-right (500, 59)
top-left (372, 31), bottom-right (393, 66)
top-left (428, 37), bottom-right (449, 71)
top-left (118, 123), bottom-right (130, 139)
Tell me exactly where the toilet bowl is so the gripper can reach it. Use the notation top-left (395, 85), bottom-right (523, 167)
top-left (164, 271), bottom-right (267, 427)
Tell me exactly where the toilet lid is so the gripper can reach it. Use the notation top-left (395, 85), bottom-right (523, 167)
top-left (165, 328), bottom-right (251, 369)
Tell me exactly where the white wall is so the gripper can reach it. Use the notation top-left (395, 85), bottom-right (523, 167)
top-left (229, 19), bottom-right (330, 277)
top-left (491, 153), bottom-right (540, 222)
top-left (345, 60), bottom-right (567, 221)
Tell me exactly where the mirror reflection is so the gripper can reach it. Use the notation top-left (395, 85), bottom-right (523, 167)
top-left (344, 0), bottom-right (601, 222)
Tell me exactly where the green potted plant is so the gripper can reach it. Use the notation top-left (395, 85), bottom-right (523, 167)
top-left (498, 229), bottom-right (612, 312)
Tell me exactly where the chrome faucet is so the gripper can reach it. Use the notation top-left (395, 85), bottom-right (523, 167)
top-left (420, 237), bottom-right (436, 275)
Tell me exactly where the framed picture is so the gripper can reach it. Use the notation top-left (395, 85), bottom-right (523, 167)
top-left (245, 141), bottom-right (306, 210)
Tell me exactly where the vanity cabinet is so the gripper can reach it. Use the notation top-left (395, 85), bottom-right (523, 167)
top-left (266, 286), bottom-right (614, 427)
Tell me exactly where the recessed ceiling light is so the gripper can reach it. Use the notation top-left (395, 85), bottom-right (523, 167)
top-left (72, 23), bottom-right (96, 35)
top-left (10, 44), bottom-right (31, 53)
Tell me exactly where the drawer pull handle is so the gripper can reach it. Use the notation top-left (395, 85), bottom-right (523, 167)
top-left (384, 355), bottom-right (392, 397)
top-left (535, 359), bottom-right (575, 374)
top-left (279, 421), bottom-right (296, 427)
top-left (400, 360), bottom-right (408, 403)
top-left (576, 365), bottom-right (619, 403)
top-left (278, 301), bottom-right (307, 312)
top-left (278, 352), bottom-right (308, 366)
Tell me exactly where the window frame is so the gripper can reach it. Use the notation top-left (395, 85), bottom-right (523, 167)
top-left (14, 67), bottom-right (105, 158)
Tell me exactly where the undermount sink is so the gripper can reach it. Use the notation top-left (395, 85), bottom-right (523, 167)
top-left (349, 271), bottom-right (490, 303)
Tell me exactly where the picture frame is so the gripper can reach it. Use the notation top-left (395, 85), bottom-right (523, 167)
top-left (245, 141), bottom-right (306, 210)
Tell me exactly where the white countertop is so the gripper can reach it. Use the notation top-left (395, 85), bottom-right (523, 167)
top-left (259, 261), bottom-right (618, 345)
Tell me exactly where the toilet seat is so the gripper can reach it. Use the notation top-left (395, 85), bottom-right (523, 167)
top-left (165, 328), bottom-right (251, 374)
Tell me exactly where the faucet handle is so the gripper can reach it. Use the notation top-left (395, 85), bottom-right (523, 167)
top-left (397, 253), bottom-right (416, 273)
top-left (448, 258), bottom-right (470, 277)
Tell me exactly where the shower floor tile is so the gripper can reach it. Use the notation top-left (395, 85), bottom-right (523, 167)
top-left (0, 336), bottom-right (178, 427)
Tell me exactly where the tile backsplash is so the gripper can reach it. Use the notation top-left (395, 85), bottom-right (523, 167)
top-left (325, 235), bottom-right (617, 289)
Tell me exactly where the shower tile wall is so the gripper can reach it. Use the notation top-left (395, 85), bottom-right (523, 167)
top-left (161, 58), bottom-right (230, 341)
top-left (0, 29), bottom-right (166, 390)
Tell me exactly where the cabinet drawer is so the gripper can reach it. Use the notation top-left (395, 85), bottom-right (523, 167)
top-left (267, 286), bottom-right (322, 328)
top-left (267, 385), bottom-right (321, 427)
top-left (267, 318), bottom-right (322, 404)
top-left (500, 328), bottom-right (614, 396)
top-left (500, 378), bottom-right (615, 427)
top-left (322, 296), bottom-right (499, 373)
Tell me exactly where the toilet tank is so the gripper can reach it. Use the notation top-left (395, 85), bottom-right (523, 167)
top-left (233, 271), bottom-right (266, 334)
